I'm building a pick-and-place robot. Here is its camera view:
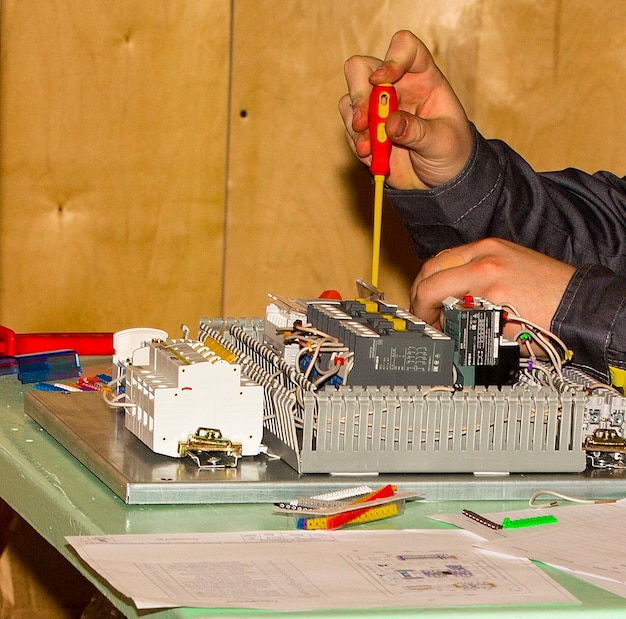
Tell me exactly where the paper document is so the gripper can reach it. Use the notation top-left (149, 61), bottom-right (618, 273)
top-left (433, 500), bottom-right (626, 597)
top-left (66, 529), bottom-right (577, 611)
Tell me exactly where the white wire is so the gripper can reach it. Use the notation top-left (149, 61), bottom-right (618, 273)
top-left (512, 328), bottom-right (563, 376)
top-left (519, 364), bottom-right (557, 390)
top-left (505, 313), bottom-right (569, 358)
top-left (101, 375), bottom-right (136, 409)
top-left (102, 389), bottom-right (135, 409)
top-left (499, 302), bottom-right (522, 316)
top-left (288, 322), bottom-right (353, 386)
top-left (528, 489), bottom-right (616, 508)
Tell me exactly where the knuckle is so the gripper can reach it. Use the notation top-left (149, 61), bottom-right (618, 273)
top-left (477, 237), bottom-right (508, 253)
top-left (411, 276), bottom-right (435, 305)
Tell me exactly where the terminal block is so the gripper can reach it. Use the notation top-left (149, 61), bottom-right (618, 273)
top-left (263, 296), bottom-right (518, 389)
top-left (264, 298), bottom-right (307, 366)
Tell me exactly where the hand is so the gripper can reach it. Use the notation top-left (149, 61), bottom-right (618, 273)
top-left (409, 238), bottom-right (577, 338)
top-left (339, 30), bottom-right (473, 190)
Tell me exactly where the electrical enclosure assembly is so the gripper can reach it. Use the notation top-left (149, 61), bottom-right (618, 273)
top-left (115, 334), bottom-right (264, 460)
top-left (198, 313), bottom-right (589, 475)
top-left (110, 297), bottom-right (609, 475)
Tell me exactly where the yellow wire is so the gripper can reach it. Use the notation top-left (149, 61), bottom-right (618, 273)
top-left (371, 174), bottom-right (385, 288)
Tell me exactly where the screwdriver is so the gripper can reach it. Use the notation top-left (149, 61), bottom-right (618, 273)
top-left (368, 83), bottom-right (398, 289)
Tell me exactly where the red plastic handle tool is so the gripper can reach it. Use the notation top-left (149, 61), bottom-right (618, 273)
top-left (368, 84), bottom-right (398, 176)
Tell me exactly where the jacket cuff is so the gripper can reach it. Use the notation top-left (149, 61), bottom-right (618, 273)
top-left (384, 124), bottom-right (503, 218)
top-left (383, 124), bottom-right (504, 256)
top-left (551, 264), bottom-right (626, 381)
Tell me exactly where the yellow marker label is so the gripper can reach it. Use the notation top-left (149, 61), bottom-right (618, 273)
top-left (391, 318), bottom-right (407, 331)
top-left (609, 366), bottom-right (626, 391)
top-left (204, 336), bottom-right (236, 364)
top-left (346, 502), bottom-right (399, 525)
top-left (298, 502), bottom-right (401, 530)
top-left (381, 314), bottom-right (406, 331)
top-left (300, 516), bottom-right (329, 530)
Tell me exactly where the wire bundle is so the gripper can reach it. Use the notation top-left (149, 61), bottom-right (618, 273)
top-left (499, 303), bottom-right (571, 380)
top-left (283, 323), bottom-right (354, 388)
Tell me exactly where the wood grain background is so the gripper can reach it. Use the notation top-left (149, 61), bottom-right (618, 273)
top-left (1, 0), bottom-right (624, 336)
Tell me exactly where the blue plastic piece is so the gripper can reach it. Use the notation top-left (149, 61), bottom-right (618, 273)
top-left (33, 382), bottom-right (73, 392)
top-left (0, 349), bottom-right (81, 384)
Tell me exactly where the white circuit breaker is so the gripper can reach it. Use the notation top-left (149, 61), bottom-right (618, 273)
top-left (115, 333), bottom-right (264, 459)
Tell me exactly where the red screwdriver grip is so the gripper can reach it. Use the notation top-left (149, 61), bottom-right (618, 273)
top-left (368, 84), bottom-right (398, 176)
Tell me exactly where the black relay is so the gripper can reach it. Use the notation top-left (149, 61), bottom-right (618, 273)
top-left (306, 299), bottom-right (455, 388)
top-left (442, 296), bottom-right (519, 387)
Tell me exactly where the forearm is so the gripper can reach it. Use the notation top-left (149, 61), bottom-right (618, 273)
top-left (386, 125), bottom-right (626, 272)
top-left (386, 126), bottom-right (626, 381)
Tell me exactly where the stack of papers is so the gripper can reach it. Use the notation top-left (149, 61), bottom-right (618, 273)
top-left (433, 499), bottom-right (626, 597)
top-left (67, 529), bottom-right (577, 611)
top-left (67, 499), bottom-right (626, 611)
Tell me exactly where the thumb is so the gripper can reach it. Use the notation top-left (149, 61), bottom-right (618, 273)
top-left (386, 110), bottom-right (472, 188)
top-left (386, 110), bottom-right (427, 149)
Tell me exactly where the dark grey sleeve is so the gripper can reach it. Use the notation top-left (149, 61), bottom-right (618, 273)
top-left (385, 124), bottom-right (626, 274)
top-left (552, 264), bottom-right (626, 382)
top-left (384, 124), bottom-right (626, 381)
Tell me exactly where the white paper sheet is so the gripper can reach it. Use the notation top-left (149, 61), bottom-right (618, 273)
top-left (432, 500), bottom-right (626, 597)
top-left (66, 529), bottom-right (577, 611)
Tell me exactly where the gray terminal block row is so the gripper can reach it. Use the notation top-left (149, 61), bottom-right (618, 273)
top-left (197, 317), bottom-right (590, 474)
top-left (306, 300), bottom-right (455, 388)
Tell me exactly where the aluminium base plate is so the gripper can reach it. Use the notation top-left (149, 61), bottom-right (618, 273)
top-left (23, 389), bottom-right (626, 505)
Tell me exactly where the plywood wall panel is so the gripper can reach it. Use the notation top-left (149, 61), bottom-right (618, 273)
top-left (471, 2), bottom-right (626, 174)
top-left (2, 0), bottom-right (625, 334)
top-left (224, 0), bottom-right (484, 318)
top-left (225, 0), bottom-right (626, 319)
top-left (0, 0), bottom-right (231, 334)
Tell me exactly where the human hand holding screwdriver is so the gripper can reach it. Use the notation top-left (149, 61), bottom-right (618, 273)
top-left (339, 30), bottom-right (473, 190)
top-left (339, 31), bottom-right (578, 337)
top-left (409, 239), bottom-right (576, 340)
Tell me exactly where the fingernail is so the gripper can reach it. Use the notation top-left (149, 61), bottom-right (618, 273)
top-left (388, 117), bottom-right (407, 139)
top-left (371, 65), bottom-right (387, 79)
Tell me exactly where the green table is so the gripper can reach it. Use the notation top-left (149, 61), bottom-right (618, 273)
top-left (2, 362), bottom-right (626, 618)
